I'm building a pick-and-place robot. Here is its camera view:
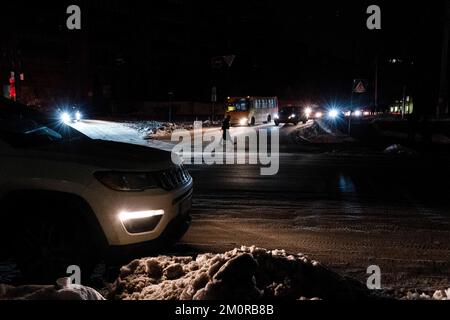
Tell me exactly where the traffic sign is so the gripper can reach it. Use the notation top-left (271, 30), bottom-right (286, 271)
top-left (353, 79), bottom-right (367, 94)
top-left (223, 55), bottom-right (236, 67)
top-left (211, 55), bottom-right (236, 69)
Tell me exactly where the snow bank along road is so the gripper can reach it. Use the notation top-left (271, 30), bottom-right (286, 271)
top-left (72, 119), bottom-right (450, 292)
top-left (72, 119), bottom-right (294, 152)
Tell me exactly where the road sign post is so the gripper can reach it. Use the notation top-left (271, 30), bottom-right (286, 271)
top-left (211, 86), bottom-right (217, 121)
top-left (349, 79), bottom-right (368, 135)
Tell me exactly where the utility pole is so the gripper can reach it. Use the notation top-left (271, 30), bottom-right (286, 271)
top-left (348, 91), bottom-right (354, 135)
top-left (402, 85), bottom-right (407, 120)
top-left (438, 1), bottom-right (450, 118)
top-left (211, 86), bottom-right (217, 121)
top-left (374, 55), bottom-right (379, 114)
top-left (168, 91), bottom-right (174, 122)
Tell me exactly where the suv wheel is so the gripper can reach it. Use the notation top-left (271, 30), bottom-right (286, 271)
top-left (12, 203), bottom-right (97, 284)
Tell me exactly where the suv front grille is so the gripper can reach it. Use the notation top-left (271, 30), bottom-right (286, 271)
top-left (153, 166), bottom-right (192, 191)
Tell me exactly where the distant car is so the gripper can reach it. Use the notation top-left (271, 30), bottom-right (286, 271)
top-left (58, 107), bottom-right (83, 124)
top-left (0, 98), bottom-right (193, 282)
top-left (313, 110), bottom-right (324, 119)
top-left (274, 106), bottom-right (308, 126)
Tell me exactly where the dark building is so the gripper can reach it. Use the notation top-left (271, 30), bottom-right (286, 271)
top-left (1, 1), bottom-right (449, 117)
top-left (0, 1), bottom-right (192, 113)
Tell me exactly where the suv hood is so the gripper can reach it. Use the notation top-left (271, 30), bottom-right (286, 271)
top-left (24, 139), bottom-right (176, 171)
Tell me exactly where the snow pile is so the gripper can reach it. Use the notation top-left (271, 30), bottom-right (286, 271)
top-left (202, 120), bottom-right (222, 127)
top-left (0, 260), bottom-right (20, 284)
top-left (125, 120), bottom-right (163, 138)
top-left (128, 120), bottom-right (221, 140)
top-left (432, 134), bottom-right (450, 144)
top-left (0, 278), bottom-right (105, 300)
top-left (127, 121), bottom-right (192, 140)
top-left (295, 122), bottom-right (354, 144)
top-left (383, 144), bottom-right (417, 156)
top-left (109, 246), bottom-right (371, 301)
top-left (402, 289), bottom-right (450, 300)
top-left (373, 122), bottom-right (450, 145)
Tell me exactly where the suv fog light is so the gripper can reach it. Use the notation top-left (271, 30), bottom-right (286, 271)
top-left (119, 210), bottom-right (164, 222)
top-left (119, 210), bottom-right (164, 234)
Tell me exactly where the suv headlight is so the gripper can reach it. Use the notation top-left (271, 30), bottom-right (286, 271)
top-left (94, 172), bottom-right (158, 192)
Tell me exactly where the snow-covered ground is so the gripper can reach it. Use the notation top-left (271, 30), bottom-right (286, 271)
top-left (0, 278), bottom-right (105, 300)
top-left (108, 246), bottom-right (371, 301)
top-left (71, 120), bottom-right (174, 152)
top-left (71, 119), bottom-right (283, 156)
top-left (383, 144), bottom-right (418, 155)
top-left (371, 120), bottom-right (450, 145)
top-left (126, 120), bottom-right (222, 140)
top-left (2, 247), bottom-right (448, 300)
top-left (292, 120), bottom-right (355, 144)
top-left (375, 129), bottom-right (450, 144)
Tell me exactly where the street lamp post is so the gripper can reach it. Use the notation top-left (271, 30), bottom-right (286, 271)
top-left (375, 55), bottom-right (379, 114)
top-left (211, 86), bottom-right (217, 121)
top-left (168, 91), bottom-right (174, 123)
top-left (402, 85), bottom-right (407, 120)
top-left (348, 91), bottom-right (354, 135)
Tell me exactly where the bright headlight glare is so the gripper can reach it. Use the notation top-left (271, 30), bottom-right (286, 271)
top-left (354, 110), bottom-right (362, 117)
top-left (61, 112), bottom-right (71, 124)
top-left (119, 210), bottom-right (164, 222)
top-left (94, 172), bottom-right (158, 191)
top-left (75, 111), bottom-right (82, 120)
top-left (315, 112), bottom-right (323, 118)
top-left (329, 109), bottom-right (339, 118)
top-left (239, 118), bottom-right (248, 126)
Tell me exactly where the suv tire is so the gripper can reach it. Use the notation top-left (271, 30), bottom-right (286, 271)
top-left (11, 200), bottom-right (97, 284)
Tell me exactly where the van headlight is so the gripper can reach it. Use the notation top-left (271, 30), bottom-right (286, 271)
top-left (239, 118), bottom-right (248, 126)
top-left (94, 172), bottom-right (158, 192)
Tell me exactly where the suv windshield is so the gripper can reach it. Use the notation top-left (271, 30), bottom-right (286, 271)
top-left (280, 107), bottom-right (296, 114)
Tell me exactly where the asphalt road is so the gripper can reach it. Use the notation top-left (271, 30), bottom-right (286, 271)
top-left (184, 152), bottom-right (450, 292)
top-left (73, 119), bottom-right (450, 292)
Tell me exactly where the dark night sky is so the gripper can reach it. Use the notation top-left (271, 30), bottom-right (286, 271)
top-left (0, 1), bottom-right (447, 112)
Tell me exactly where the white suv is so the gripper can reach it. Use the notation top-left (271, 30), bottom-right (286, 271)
top-left (0, 99), bottom-right (193, 283)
